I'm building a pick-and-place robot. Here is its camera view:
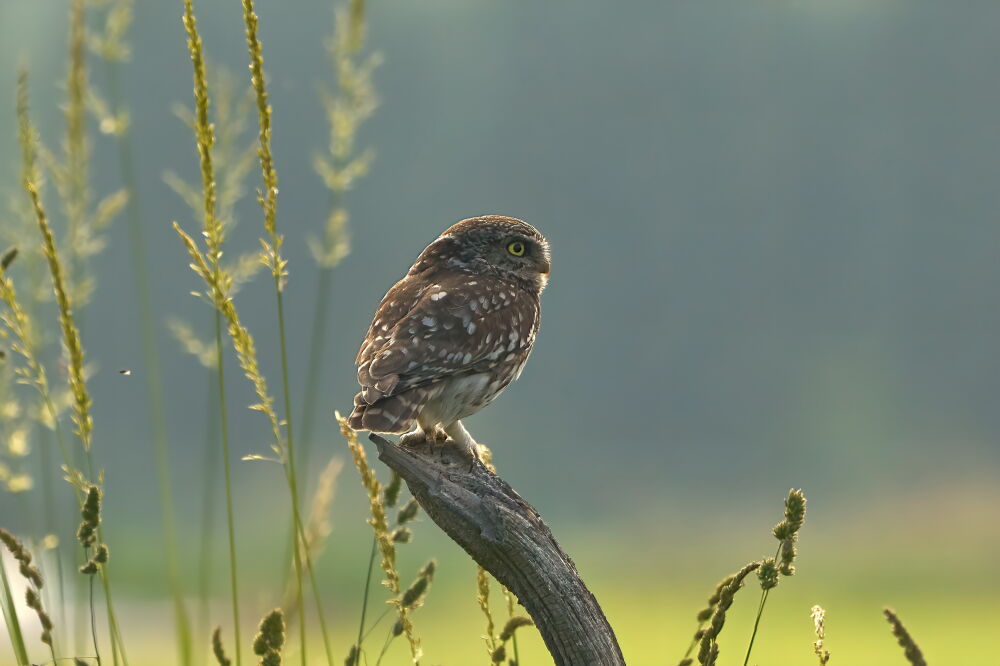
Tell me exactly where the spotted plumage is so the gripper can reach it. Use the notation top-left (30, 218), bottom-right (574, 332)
top-left (349, 215), bottom-right (550, 457)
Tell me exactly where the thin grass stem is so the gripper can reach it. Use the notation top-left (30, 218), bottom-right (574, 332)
top-left (88, 566), bottom-right (101, 666)
top-left (374, 629), bottom-right (393, 666)
top-left (36, 411), bottom-right (66, 645)
top-left (197, 371), bottom-right (219, 649)
top-left (0, 555), bottom-right (30, 666)
top-left (297, 195), bottom-right (335, 475)
top-left (104, 54), bottom-right (193, 666)
top-left (741, 544), bottom-right (781, 666)
top-left (360, 605), bottom-right (391, 643)
top-left (355, 536), bottom-right (378, 658)
top-left (23, 135), bottom-right (129, 666)
top-left (215, 312), bottom-right (242, 666)
top-left (181, 2), bottom-right (243, 660)
top-left (274, 289), bottom-right (307, 665)
top-left (240, 1), bottom-right (336, 661)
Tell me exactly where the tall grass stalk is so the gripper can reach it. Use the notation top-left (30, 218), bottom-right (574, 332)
top-left (175, 8), bottom-right (336, 656)
top-left (179, 2), bottom-right (242, 661)
top-left (9, 80), bottom-right (75, 655)
top-left (239, 1), bottom-right (307, 662)
top-left (96, 1), bottom-right (193, 660)
top-left (174, 223), bottom-right (336, 666)
top-left (241, 4), bottom-right (337, 664)
top-left (15, 78), bottom-right (88, 469)
top-left (30, 174), bottom-right (129, 666)
top-left (347, 472), bottom-right (400, 663)
top-left (339, 417), bottom-right (421, 664)
top-left (299, 0), bottom-right (379, 474)
top-left (63, 0), bottom-right (88, 302)
top-left (44, 0), bottom-right (127, 317)
top-left (166, 62), bottom-right (258, 659)
top-left (18, 70), bottom-right (128, 666)
top-left (10, 71), bottom-right (72, 640)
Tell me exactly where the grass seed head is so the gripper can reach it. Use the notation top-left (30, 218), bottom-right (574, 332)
top-left (212, 627), bottom-right (232, 666)
top-left (400, 574), bottom-right (428, 609)
top-left (0, 528), bottom-right (43, 588)
top-left (77, 484), bottom-right (101, 546)
top-left (697, 561), bottom-right (760, 666)
top-left (499, 616), bottom-right (533, 642)
top-left (779, 536), bottom-right (798, 576)
top-left (1, 247), bottom-right (17, 271)
top-left (811, 605), bottom-right (831, 665)
top-left (381, 470), bottom-right (402, 508)
top-left (396, 497), bottom-right (419, 525)
top-left (772, 489), bottom-right (806, 577)
top-left (252, 608), bottom-right (286, 665)
top-left (773, 488), bottom-right (806, 540)
top-left (3, 530), bottom-right (55, 647)
top-left (399, 558), bottom-right (436, 609)
top-left (757, 558), bottom-right (779, 591)
top-left (883, 608), bottom-right (926, 666)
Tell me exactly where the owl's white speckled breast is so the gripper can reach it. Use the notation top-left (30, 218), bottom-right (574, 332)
top-left (417, 358), bottom-right (526, 429)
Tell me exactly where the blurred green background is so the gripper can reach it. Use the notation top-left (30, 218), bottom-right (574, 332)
top-left (1, 1), bottom-right (998, 664)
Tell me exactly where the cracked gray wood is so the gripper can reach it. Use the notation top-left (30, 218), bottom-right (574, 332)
top-left (370, 433), bottom-right (625, 666)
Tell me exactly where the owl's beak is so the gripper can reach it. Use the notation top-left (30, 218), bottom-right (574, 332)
top-left (539, 259), bottom-right (551, 275)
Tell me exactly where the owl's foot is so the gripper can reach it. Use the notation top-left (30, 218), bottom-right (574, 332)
top-left (399, 425), bottom-right (448, 454)
top-left (398, 429), bottom-right (428, 449)
top-left (443, 420), bottom-right (483, 469)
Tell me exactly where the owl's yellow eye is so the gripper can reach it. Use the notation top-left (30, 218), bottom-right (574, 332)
top-left (507, 241), bottom-right (526, 256)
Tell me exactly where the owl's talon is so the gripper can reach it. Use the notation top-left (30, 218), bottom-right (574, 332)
top-left (453, 438), bottom-right (482, 472)
top-left (398, 430), bottom-right (427, 449)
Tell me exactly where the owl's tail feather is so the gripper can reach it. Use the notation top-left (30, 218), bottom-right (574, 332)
top-left (348, 388), bottom-right (426, 434)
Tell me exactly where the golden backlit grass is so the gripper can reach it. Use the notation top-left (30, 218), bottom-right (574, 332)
top-left (3, 1), bottom-right (995, 665)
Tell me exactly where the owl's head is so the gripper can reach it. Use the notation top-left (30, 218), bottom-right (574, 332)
top-left (412, 215), bottom-right (551, 291)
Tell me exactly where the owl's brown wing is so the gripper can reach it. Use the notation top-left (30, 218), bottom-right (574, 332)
top-left (355, 275), bottom-right (427, 368)
top-left (355, 271), bottom-right (539, 404)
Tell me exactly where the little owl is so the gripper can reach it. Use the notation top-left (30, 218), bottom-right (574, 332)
top-left (348, 215), bottom-right (550, 459)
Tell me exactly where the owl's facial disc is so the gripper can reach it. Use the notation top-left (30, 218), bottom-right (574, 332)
top-left (416, 215), bottom-right (550, 288)
top-left (497, 235), bottom-right (550, 277)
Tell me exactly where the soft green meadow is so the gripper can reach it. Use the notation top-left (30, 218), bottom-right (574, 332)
top-left (2, 1), bottom-right (998, 665)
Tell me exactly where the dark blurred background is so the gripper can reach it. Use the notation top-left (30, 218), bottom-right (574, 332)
top-left (0, 1), bottom-right (997, 664)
